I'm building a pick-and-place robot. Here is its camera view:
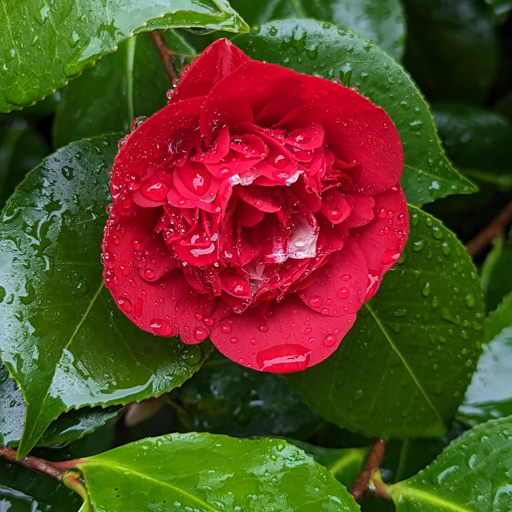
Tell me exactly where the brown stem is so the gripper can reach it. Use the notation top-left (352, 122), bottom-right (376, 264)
top-left (0, 445), bottom-right (69, 481)
top-left (150, 32), bottom-right (179, 82)
top-left (466, 198), bottom-right (512, 257)
top-left (349, 438), bottom-right (387, 501)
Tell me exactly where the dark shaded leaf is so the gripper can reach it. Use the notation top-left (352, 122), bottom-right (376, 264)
top-left (172, 350), bottom-right (322, 440)
top-left (0, 120), bottom-right (49, 207)
top-left (433, 102), bottom-right (512, 189)
top-left (53, 32), bottom-right (196, 149)
top-left (402, 0), bottom-right (499, 103)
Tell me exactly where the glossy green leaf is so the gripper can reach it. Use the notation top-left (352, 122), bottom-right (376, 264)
top-left (286, 207), bottom-right (485, 438)
top-left (0, 119), bottom-right (49, 207)
top-left (0, 92), bottom-right (61, 122)
top-left (172, 350), bottom-right (322, 439)
top-left (458, 292), bottom-right (512, 426)
top-left (286, 440), bottom-right (370, 488)
top-left (0, 456), bottom-right (82, 512)
top-left (432, 103), bottom-right (512, 189)
top-left (76, 433), bottom-right (359, 512)
top-left (0, 364), bottom-right (121, 448)
top-left (484, 0), bottom-right (512, 24)
top-left (390, 416), bottom-right (512, 511)
top-left (402, 0), bottom-right (499, 103)
top-left (481, 229), bottom-right (512, 312)
top-left (0, 135), bottom-right (211, 458)
top-left (53, 31), bottom-right (196, 149)
top-left (234, 20), bottom-right (476, 207)
top-left (0, 364), bottom-right (25, 447)
top-left (0, 0), bottom-right (248, 113)
top-left (227, 0), bottom-right (405, 60)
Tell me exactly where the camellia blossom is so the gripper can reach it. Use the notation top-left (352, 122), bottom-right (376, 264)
top-left (102, 39), bottom-right (409, 373)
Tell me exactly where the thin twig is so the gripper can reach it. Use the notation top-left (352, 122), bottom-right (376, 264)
top-left (150, 32), bottom-right (179, 82)
top-left (349, 438), bottom-right (387, 501)
top-left (466, 198), bottom-right (512, 257)
top-left (0, 445), bottom-right (69, 481)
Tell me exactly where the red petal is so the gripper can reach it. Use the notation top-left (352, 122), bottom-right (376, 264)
top-left (345, 192), bottom-right (375, 228)
top-left (171, 39), bottom-right (251, 103)
top-left (102, 210), bottom-right (179, 336)
top-left (299, 237), bottom-right (367, 316)
top-left (351, 187), bottom-right (409, 299)
top-left (191, 125), bottom-right (230, 164)
top-left (200, 61), bottom-right (403, 195)
top-left (111, 98), bottom-right (203, 214)
top-left (210, 295), bottom-right (356, 372)
top-left (321, 189), bottom-right (351, 224)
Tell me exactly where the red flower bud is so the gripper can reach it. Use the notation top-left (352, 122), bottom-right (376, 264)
top-left (102, 39), bottom-right (409, 373)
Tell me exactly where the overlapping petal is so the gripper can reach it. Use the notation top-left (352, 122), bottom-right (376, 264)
top-left (102, 38), bottom-right (409, 373)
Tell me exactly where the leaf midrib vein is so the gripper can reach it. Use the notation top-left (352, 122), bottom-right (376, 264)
top-left (363, 302), bottom-right (444, 425)
top-left (391, 486), bottom-right (472, 512)
top-left (84, 461), bottom-right (221, 512)
top-left (24, 282), bottom-right (105, 442)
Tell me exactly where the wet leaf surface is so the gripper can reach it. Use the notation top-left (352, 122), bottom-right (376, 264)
top-left (391, 416), bottom-right (512, 511)
top-left (77, 433), bottom-right (359, 512)
top-left (286, 439), bottom-right (369, 489)
top-left (234, 19), bottom-right (476, 207)
top-left (286, 207), bottom-right (484, 438)
top-left (227, 0), bottom-right (406, 60)
top-left (0, 0), bottom-right (248, 112)
top-left (459, 291), bottom-right (512, 426)
top-left (0, 135), bottom-right (211, 457)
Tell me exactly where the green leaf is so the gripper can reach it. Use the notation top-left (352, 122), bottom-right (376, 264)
top-left (402, 0), bottom-right (499, 103)
top-left (76, 433), bottom-right (359, 512)
top-left (481, 229), bottom-right (512, 312)
top-left (226, 0), bottom-right (405, 60)
top-left (0, 364), bottom-right (25, 447)
top-left (0, 120), bottom-right (49, 207)
top-left (172, 350), bottom-right (322, 439)
top-left (0, 456), bottom-right (82, 512)
top-left (0, 92), bottom-right (61, 122)
top-left (432, 103), bottom-right (512, 189)
top-left (234, 19), bottom-right (476, 207)
top-left (53, 32), bottom-right (196, 149)
top-left (0, 135), bottom-right (211, 457)
top-left (286, 439), bottom-right (370, 488)
top-left (0, 364), bottom-right (121, 448)
top-left (38, 406), bottom-right (122, 448)
top-left (286, 207), bottom-right (485, 438)
top-left (0, 0), bottom-right (248, 113)
top-left (390, 416), bottom-right (512, 511)
top-left (458, 291), bottom-right (512, 426)
top-left (484, 0), bottom-right (512, 25)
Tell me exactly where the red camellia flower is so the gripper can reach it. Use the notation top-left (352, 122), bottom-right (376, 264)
top-left (102, 39), bottom-right (409, 373)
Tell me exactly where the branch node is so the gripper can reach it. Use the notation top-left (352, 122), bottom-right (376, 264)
top-left (150, 32), bottom-right (179, 82)
top-left (350, 438), bottom-right (387, 501)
